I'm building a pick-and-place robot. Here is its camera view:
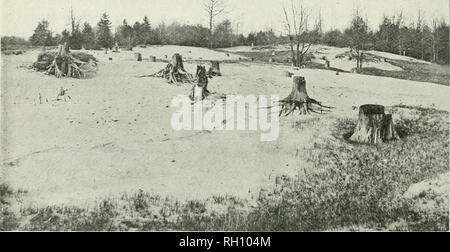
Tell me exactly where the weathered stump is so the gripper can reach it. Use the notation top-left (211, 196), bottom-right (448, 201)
top-left (191, 65), bottom-right (209, 102)
top-left (38, 43), bottom-right (97, 78)
top-left (135, 53), bottom-right (142, 61)
top-left (139, 53), bottom-right (193, 85)
top-left (349, 104), bottom-right (398, 144)
top-left (208, 61), bottom-right (221, 77)
top-left (279, 76), bottom-right (333, 116)
top-left (113, 43), bottom-right (120, 53)
top-left (149, 56), bottom-right (156, 62)
top-left (189, 65), bottom-right (225, 102)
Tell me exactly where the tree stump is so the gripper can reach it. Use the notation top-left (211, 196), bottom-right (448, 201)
top-left (279, 76), bottom-right (333, 116)
top-left (135, 53), bottom-right (142, 61)
top-left (113, 43), bottom-right (120, 53)
top-left (149, 56), bottom-right (156, 62)
top-left (208, 61), bottom-right (221, 77)
top-left (189, 65), bottom-right (225, 102)
top-left (325, 60), bottom-right (330, 68)
top-left (349, 104), bottom-right (398, 144)
top-left (139, 53), bottom-right (193, 85)
top-left (43, 43), bottom-right (97, 78)
top-left (191, 65), bottom-right (209, 102)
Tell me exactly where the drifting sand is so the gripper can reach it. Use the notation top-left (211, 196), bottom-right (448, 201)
top-left (1, 46), bottom-right (448, 207)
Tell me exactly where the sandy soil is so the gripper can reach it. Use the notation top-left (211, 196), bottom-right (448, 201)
top-left (222, 44), bottom-right (406, 71)
top-left (1, 46), bottom-right (448, 207)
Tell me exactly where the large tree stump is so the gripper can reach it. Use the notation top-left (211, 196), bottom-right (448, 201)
top-left (189, 65), bottom-right (225, 102)
top-left (42, 43), bottom-right (97, 78)
top-left (208, 61), bottom-right (221, 77)
top-left (349, 104), bottom-right (398, 144)
top-left (279, 76), bottom-right (333, 116)
top-left (139, 53), bottom-right (193, 85)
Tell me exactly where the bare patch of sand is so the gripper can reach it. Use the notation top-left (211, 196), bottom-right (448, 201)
top-left (1, 46), bottom-right (448, 208)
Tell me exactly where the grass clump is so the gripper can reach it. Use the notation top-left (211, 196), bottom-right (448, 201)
top-left (249, 105), bottom-right (448, 231)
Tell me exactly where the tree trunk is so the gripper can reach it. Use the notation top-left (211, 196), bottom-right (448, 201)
top-left (289, 39), bottom-right (296, 67)
top-left (279, 76), bottom-right (333, 116)
top-left (208, 61), bottom-right (221, 76)
top-left (350, 104), bottom-right (398, 144)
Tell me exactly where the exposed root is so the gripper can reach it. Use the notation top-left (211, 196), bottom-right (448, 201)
top-left (36, 43), bottom-right (97, 79)
top-left (139, 53), bottom-right (194, 85)
top-left (279, 76), bottom-right (333, 117)
top-left (279, 98), bottom-right (333, 116)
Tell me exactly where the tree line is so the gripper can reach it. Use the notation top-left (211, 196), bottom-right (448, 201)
top-left (3, 10), bottom-right (449, 64)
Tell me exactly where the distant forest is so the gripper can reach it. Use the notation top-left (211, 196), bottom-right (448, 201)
top-left (2, 11), bottom-right (449, 64)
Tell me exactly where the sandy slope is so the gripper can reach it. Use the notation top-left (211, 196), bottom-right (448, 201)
top-left (1, 46), bottom-right (448, 207)
top-left (108, 45), bottom-right (246, 61)
top-left (222, 44), bottom-right (409, 72)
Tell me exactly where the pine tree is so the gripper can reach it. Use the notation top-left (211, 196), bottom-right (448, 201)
top-left (96, 13), bottom-right (114, 49)
top-left (141, 16), bottom-right (152, 45)
top-left (132, 21), bottom-right (143, 45)
top-left (349, 10), bottom-right (369, 70)
top-left (117, 19), bottom-right (134, 47)
top-left (30, 20), bottom-right (54, 46)
top-left (81, 22), bottom-right (96, 49)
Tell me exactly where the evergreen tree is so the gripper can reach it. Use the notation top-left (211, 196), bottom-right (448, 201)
top-left (116, 19), bottom-right (134, 47)
top-left (69, 23), bottom-right (84, 50)
top-left (349, 10), bottom-right (369, 70)
top-left (132, 21), bottom-right (143, 45)
top-left (60, 29), bottom-right (71, 44)
top-left (96, 13), bottom-right (114, 49)
top-left (81, 22), bottom-right (96, 49)
top-left (30, 20), bottom-right (54, 46)
top-left (214, 19), bottom-right (233, 48)
top-left (141, 16), bottom-right (152, 44)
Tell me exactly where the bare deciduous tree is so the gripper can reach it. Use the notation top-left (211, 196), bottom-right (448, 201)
top-left (283, 0), bottom-right (312, 67)
top-left (204, 0), bottom-right (225, 49)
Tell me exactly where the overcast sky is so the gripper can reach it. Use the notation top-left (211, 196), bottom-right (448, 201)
top-left (1, 0), bottom-right (449, 38)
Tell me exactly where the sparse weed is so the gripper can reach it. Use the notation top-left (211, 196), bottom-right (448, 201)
top-left (2, 106), bottom-right (448, 231)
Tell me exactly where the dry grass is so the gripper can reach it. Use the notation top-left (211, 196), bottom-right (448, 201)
top-left (1, 105), bottom-right (448, 231)
top-left (356, 58), bottom-right (449, 86)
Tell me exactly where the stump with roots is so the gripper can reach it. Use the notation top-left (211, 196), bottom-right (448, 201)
top-left (141, 53), bottom-right (193, 85)
top-left (349, 104), bottom-right (398, 144)
top-left (207, 61), bottom-right (221, 77)
top-left (189, 65), bottom-right (225, 102)
top-left (41, 43), bottom-right (97, 78)
top-left (279, 76), bottom-right (333, 116)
